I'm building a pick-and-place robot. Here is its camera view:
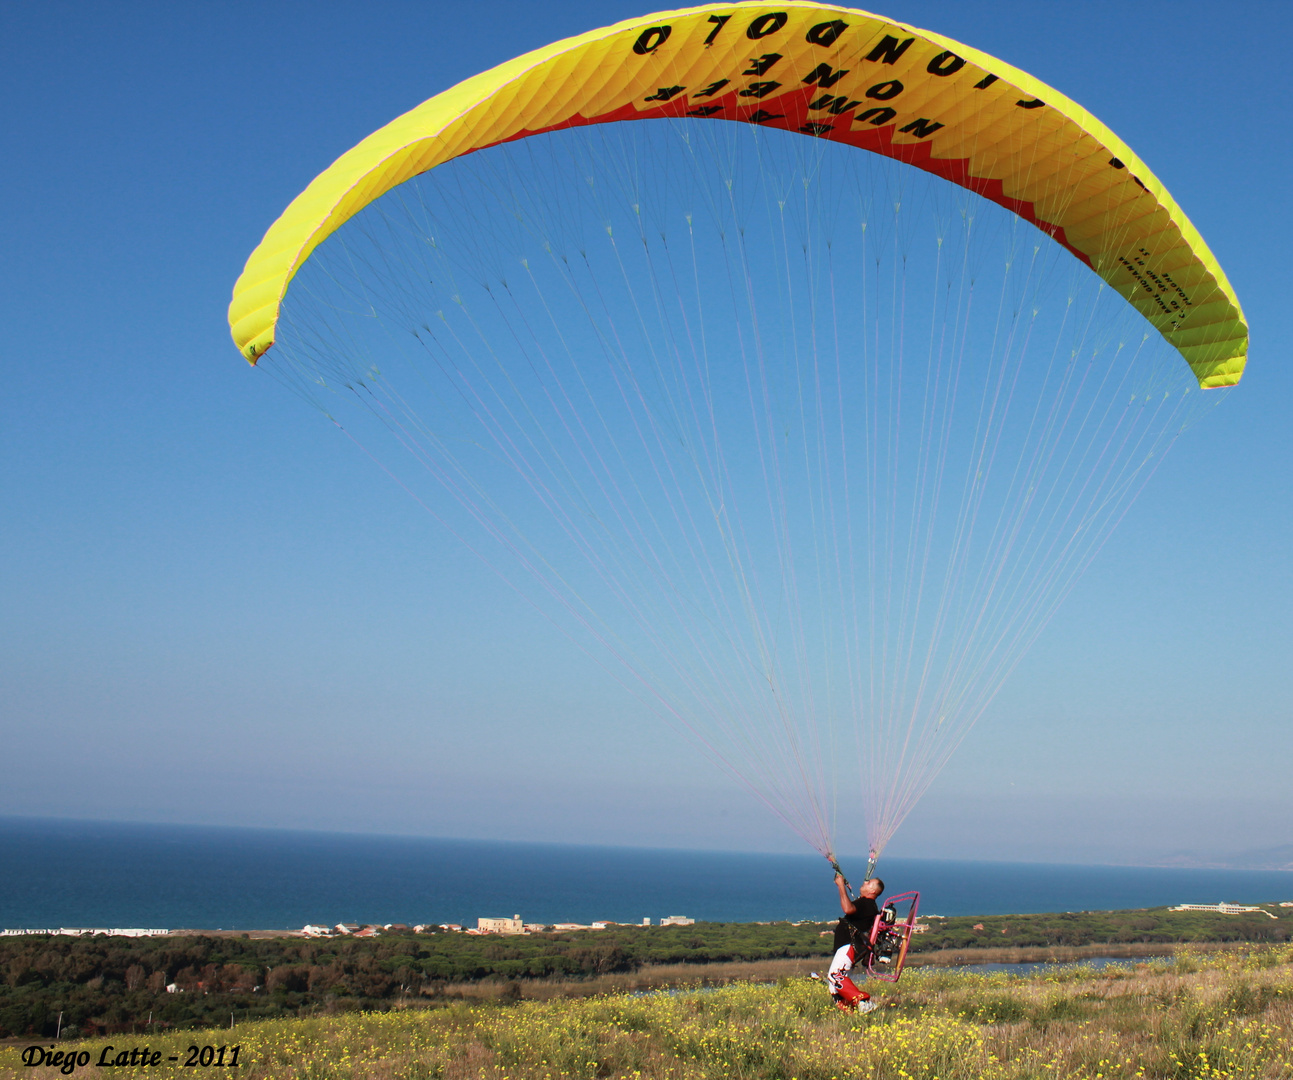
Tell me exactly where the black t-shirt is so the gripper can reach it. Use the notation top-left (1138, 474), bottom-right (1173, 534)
top-left (833, 896), bottom-right (880, 953)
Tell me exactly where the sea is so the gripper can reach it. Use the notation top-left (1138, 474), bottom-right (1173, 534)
top-left (2, 817), bottom-right (1290, 932)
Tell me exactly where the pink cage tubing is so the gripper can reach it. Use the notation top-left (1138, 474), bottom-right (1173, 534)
top-left (866, 890), bottom-right (920, 983)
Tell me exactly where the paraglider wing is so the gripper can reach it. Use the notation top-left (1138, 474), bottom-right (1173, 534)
top-left (230, 2), bottom-right (1247, 386)
top-left (229, 3), bottom-right (1247, 867)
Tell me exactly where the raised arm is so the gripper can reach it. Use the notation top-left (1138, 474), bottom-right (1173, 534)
top-left (835, 873), bottom-right (858, 916)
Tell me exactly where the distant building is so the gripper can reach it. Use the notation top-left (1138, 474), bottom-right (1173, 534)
top-left (336, 923), bottom-right (360, 934)
top-left (642, 917), bottom-right (651, 926)
top-left (477, 914), bottom-right (525, 935)
top-left (1170, 902), bottom-right (1277, 918)
top-left (659, 916), bottom-right (695, 927)
top-left (523, 924), bottom-right (549, 933)
top-left (552, 923), bottom-right (591, 931)
top-left (439, 923), bottom-right (463, 932)
top-left (302, 925), bottom-right (332, 937)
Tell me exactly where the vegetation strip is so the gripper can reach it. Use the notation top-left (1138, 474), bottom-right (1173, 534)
top-left (1, 907), bottom-right (1288, 1038)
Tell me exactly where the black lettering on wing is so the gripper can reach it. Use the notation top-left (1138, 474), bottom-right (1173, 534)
top-left (865, 80), bottom-right (903, 101)
top-left (802, 62), bottom-right (849, 88)
top-left (898, 117), bottom-right (943, 138)
top-left (743, 53), bottom-right (783, 75)
top-left (747, 12), bottom-right (788, 39)
top-left (809, 94), bottom-right (862, 115)
top-left (703, 14), bottom-right (731, 46)
top-left (927, 51), bottom-right (965, 76)
top-left (855, 106), bottom-right (897, 126)
top-left (694, 79), bottom-right (730, 98)
top-left (633, 26), bottom-right (672, 54)
top-left (864, 35), bottom-right (914, 65)
top-left (806, 20), bottom-right (847, 46)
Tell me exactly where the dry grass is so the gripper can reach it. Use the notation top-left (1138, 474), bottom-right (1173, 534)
top-left (3, 946), bottom-right (1290, 1079)
top-left (426, 945), bottom-right (1227, 1003)
top-left (433, 957), bottom-right (826, 1002)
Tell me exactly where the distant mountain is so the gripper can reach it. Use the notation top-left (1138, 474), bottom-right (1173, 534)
top-left (1149, 845), bottom-right (1293, 871)
top-left (1227, 845), bottom-right (1293, 871)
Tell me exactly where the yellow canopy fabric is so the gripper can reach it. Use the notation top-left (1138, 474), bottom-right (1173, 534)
top-left (229, 1), bottom-right (1247, 387)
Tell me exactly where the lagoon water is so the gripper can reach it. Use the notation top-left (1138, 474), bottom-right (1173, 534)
top-left (2, 817), bottom-right (1290, 931)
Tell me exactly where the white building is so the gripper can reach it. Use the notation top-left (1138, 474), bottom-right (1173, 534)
top-left (1170, 902), bottom-right (1277, 918)
top-left (659, 915), bottom-right (695, 926)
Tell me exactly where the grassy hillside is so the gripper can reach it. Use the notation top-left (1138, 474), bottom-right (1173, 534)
top-left (1, 907), bottom-right (1288, 1039)
top-left (2, 946), bottom-right (1290, 1079)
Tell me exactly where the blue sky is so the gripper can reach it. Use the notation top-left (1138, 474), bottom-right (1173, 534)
top-left (2, 0), bottom-right (1289, 867)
